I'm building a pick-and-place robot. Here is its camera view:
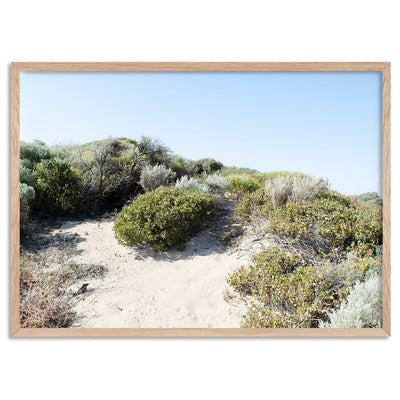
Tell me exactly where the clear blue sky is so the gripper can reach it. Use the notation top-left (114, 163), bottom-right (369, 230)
top-left (20, 71), bottom-right (382, 196)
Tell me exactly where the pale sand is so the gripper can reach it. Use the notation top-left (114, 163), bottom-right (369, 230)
top-left (58, 201), bottom-right (271, 328)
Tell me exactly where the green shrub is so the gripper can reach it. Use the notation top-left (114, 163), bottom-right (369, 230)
top-left (226, 175), bottom-right (260, 199)
top-left (113, 187), bottom-right (215, 251)
top-left (195, 158), bottom-right (223, 175)
top-left (34, 159), bottom-right (83, 214)
top-left (266, 191), bottom-right (382, 255)
top-left (228, 245), bottom-right (382, 328)
top-left (139, 164), bottom-right (176, 192)
top-left (234, 189), bottom-right (273, 223)
top-left (169, 155), bottom-right (198, 178)
top-left (228, 248), bottom-right (345, 328)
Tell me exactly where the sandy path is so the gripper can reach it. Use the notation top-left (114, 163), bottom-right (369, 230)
top-left (59, 201), bottom-right (253, 328)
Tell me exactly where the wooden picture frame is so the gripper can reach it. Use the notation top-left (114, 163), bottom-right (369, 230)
top-left (11, 62), bottom-right (391, 337)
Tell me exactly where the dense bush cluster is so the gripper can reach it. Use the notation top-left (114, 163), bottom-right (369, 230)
top-left (113, 187), bottom-right (215, 251)
top-left (228, 245), bottom-right (382, 328)
top-left (228, 248), bottom-right (343, 327)
top-left (19, 140), bottom-right (85, 217)
top-left (267, 192), bottom-right (382, 255)
top-left (20, 136), bottom-right (383, 329)
top-left (20, 137), bottom-right (231, 222)
top-left (230, 179), bottom-right (383, 328)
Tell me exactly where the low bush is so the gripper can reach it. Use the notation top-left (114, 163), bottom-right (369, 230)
top-left (20, 140), bottom-right (51, 166)
top-left (228, 245), bottom-right (382, 328)
top-left (139, 164), bottom-right (176, 192)
top-left (195, 158), bottom-right (223, 175)
top-left (20, 183), bottom-right (35, 208)
top-left (34, 158), bottom-right (83, 214)
top-left (205, 174), bottom-right (228, 194)
top-left (169, 155), bottom-right (198, 178)
top-left (264, 175), bottom-right (293, 208)
top-left (113, 186), bottom-right (215, 251)
top-left (290, 175), bottom-right (329, 203)
top-left (264, 175), bottom-right (328, 208)
top-left (226, 175), bottom-right (260, 199)
top-left (228, 247), bottom-right (346, 328)
top-left (266, 191), bottom-right (382, 255)
top-left (234, 189), bottom-right (273, 223)
top-left (175, 175), bottom-right (209, 193)
top-left (318, 249), bottom-right (382, 293)
top-left (320, 274), bottom-right (382, 328)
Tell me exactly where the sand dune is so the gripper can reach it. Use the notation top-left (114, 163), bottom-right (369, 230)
top-left (58, 201), bottom-right (267, 328)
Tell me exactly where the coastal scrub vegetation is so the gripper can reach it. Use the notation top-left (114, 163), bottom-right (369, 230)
top-left (229, 175), bottom-right (383, 328)
top-left (19, 136), bottom-right (383, 329)
top-left (113, 187), bottom-right (215, 251)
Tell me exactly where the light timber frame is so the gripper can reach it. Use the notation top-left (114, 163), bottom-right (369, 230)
top-left (10, 62), bottom-right (391, 337)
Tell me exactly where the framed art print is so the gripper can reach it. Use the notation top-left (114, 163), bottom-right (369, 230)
top-left (10, 62), bottom-right (391, 337)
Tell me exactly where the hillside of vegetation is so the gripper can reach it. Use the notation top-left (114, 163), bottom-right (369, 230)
top-left (19, 137), bottom-right (383, 329)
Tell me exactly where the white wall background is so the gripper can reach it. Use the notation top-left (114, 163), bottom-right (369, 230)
top-left (1, 1), bottom-right (398, 399)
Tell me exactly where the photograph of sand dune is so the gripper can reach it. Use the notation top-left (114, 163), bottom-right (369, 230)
top-left (11, 63), bottom-right (390, 337)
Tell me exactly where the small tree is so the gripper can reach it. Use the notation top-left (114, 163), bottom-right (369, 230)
top-left (129, 136), bottom-right (170, 174)
top-left (91, 138), bottom-right (128, 195)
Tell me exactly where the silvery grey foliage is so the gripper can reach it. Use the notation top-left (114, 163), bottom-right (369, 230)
top-left (290, 176), bottom-right (329, 203)
top-left (20, 165), bottom-right (35, 186)
top-left (265, 175), bottom-right (329, 208)
top-left (175, 175), bottom-right (209, 193)
top-left (320, 274), bottom-right (383, 328)
top-left (205, 174), bottom-right (228, 194)
top-left (264, 176), bottom-right (293, 208)
top-left (20, 183), bottom-right (35, 207)
top-left (140, 164), bottom-right (176, 192)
